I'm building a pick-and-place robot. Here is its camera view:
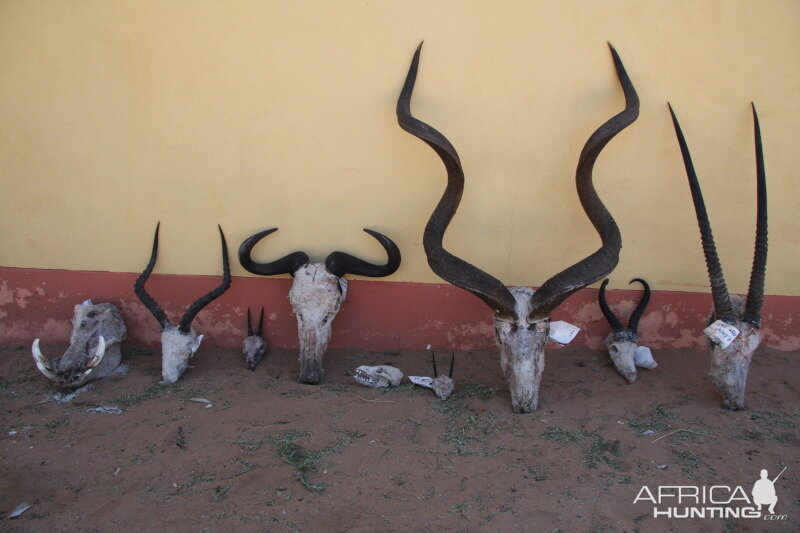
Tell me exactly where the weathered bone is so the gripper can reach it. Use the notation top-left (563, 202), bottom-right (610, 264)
top-left (397, 42), bottom-right (638, 412)
top-left (31, 300), bottom-right (126, 387)
top-left (239, 227), bottom-right (400, 384)
top-left (243, 307), bottom-right (267, 370)
top-left (353, 365), bottom-right (403, 387)
top-left (669, 103), bottom-right (767, 410)
top-left (431, 351), bottom-right (455, 400)
top-left (134, 223), bottom-right (231, 383)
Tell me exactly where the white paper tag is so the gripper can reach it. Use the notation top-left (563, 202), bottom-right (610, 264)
top-left (82, 299), bottom-right (93, 306)
top-left (548, 321), bottom-right (580, 345)
top-left (409, 376), bottom-right (434, 389)
top-left (634, 346), bottom-right (658, 369)
top-left (703, 320), bottom-right (740, 348)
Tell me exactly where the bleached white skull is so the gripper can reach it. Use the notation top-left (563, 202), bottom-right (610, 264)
top-left (430, 351), bottom-right (456, 400)
top-left (353, 365), bottom-right (403, 387)
top-left (243, 307), bottom-right (267, 370)
top-left (32, 300), bottom-right (127, 387)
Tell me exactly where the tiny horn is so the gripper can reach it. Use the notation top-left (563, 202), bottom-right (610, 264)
top-left (431, 351), bottom-right (439, 378)
top-left (448, 352), bottom-right (455, 379)
top-left (247, 308), bottom-right (253, 337)
top-left (31, 339), bottom-right (58, 380)
top-left (257, 307), bottom-right (265, 337)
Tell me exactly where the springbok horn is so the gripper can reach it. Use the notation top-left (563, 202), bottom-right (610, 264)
top-left (431, 351), bottom-right (439, 378)
top-left (668, 104), bottom-right (736, 323)
top-left (179, 225), bottom-right (232, 333)
top-left (257, 307), bottom-right (265, 337)
top-left (133, 222), bottom-right (172, 328)
top-left (742, 103), bottom-right (768, 327)
top-left (238, 228), bottom-right (310, 276)
top-left (325, 229), bottom-right (401, 278)
top-left (448, 352), bottom-right (455, 378)
top-left (247, 308), bottom-right (253, 337)
top-left (528, 43), bottom-right (638, 319)
top-left (31, 339), bottom-right (58, 380)
top-left (397, 42), bottom-right (518, 320)
top-left (598, 279), bottom-right (625, 334)
top-left (86, 336), bottom-right (107, 369)
top-left (626, 278), bottom-right (651, 335)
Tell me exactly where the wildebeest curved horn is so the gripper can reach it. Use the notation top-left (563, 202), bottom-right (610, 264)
top-left (598, 279), bottom-right (625, 334)
top-left (31, 339), bottom-right (58, 380)
top-left (528, 43), bottom-right (638, 320)
top-left (238, 228), bottom-right (309, 276)
top-left (742, 103), bottom-right (768, 328)
top-left (325, 229), bottom-right (401, 278)
top-left (133, 222), bottom-right (172, 329)
top-left (179, 225), bottom-right (232, 333)
top-left (668, 104), bottom-right (735, 323)
top-left (626, 278), bottom-right (651, 335)
top-left (397, 42), bottom-right (517, 319)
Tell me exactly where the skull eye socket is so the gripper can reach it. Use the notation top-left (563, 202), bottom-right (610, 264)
top-left (609, 345), bottom-right (619, 354)
top-left (321, 315), bottom-right (329, 326)
top-left (87, 311), bottom-right (98, 318)
top-left (376, 369), bottom-right (385, 374)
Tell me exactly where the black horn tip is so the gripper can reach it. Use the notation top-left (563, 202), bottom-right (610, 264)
top-left (416, 40), bottom-right (424, 51)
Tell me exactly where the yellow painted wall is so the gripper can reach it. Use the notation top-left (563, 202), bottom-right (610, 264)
top-left (1, 0), bottom-right (798, 295)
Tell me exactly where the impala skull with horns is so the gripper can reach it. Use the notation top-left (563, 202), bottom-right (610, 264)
top-left (239, 228), bottom-right (401, 384)
top-left (134, 223), bottom-right (232, 383)
top-left (397, 42), bottom-right (639, 413)
top-left (669, 103), bottom-right (767, 411)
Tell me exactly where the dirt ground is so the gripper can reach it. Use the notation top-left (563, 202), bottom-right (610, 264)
top-left (0, 342), bottom-right (798, 532)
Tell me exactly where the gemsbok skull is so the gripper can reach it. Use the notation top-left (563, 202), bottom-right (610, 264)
top-left (397, 42), bottom-right (639, 413)
top-left (239, 228), bottom-right (401, 384)
top-left (134, 223), bottom-right (232, 383)
top-left (32, 300), bottom-right (127, 387)
top-left (598, 278), bottom-right (655, 383)
top-left (668, 103), bottom-right (767, 410)
top-left (243, 307), bottom-right (267, 370)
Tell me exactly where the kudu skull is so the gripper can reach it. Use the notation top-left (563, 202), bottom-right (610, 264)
top-left (134, 223), bottom-right (232, 383)
top-left (32, 300), bottom-right (127, 387)
top-left (599, 278), bottom-right (655, 383)
top-left (669, 103), bottom-right (767, 410)
top-left (239, 228), bottom-right (401, 384)
top-left (243, 307), bottom-right (267, 370)
top-left (397, 43), bottom-right (639, 413)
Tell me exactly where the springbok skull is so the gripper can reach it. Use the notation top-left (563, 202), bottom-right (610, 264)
top-left (239, 228), bottom-right (401, 384)
top-left (431, 351), bottom-right (455, 400)
top-left (134, 223), bottom-right (231, 383)
top-left (353, 365), bottom-right (404, 387)
top-left (398, 42), bottom-right (639, 413)
top-left (32, 300), bottom-right (127, 387)
top-left (599, 278), bottom-right (655, 383)
top-left (669, 103), bottom-right (767, 411)
top-left (243, 307), bottom-right (267, 370)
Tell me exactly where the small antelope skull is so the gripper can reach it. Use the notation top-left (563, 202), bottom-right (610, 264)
top-left (134, 223), bottom-right (231, 383)
top-left (669, 103), bottom-right (767, 411)
top-left (599, 278), bottom-right (655, 383)
top-left (32, 300), bottom-right (127, 387)
top-left (239, 227), bottom-right (401, 384)
top-left (398, 42), bottom-right (639, 412)
top-left (353, 365), bottom-right (404, 387)
top-left (243, 307), bottom-right (267, 370)
top-left (431, 351), bottom-right (455, 400)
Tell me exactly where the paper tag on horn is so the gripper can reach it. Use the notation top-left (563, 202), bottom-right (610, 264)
top-left (548, 321), bottom-right (580, 345)
top-left (703, 320), bottom-right (740, 349)
top-left (409, 376), bottom-right (434, 389)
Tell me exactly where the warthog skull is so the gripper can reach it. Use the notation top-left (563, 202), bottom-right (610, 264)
top-left (669, 103), bottom-right (767, 411)
top-left (239, 227), bottom-right (401, 384)
top-left (398, 42), bottom-right (639, 412)
top-left (243, 307), bottom-right (267, 370)
top-left (134, 223), bottom-right (231, 383)
top-left (353, 365), bottom-right (403, 387)
top-left (599, 278), bottom-right (655, 383)
top-left (431, 351), bottom-right (455, 400)
top-left (32, 300), bottom-right (127, 387)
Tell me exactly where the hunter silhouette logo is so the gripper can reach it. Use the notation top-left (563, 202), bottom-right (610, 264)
top-left (634, 468), bottom-right (788, 520)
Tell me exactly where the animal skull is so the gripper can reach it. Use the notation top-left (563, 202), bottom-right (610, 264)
top-left (134, 223), bottom-right (231, 384)
top-left (32, 300), bottom-right (127, 387)
top-left (430, 351), bottom-right (455, 400)
top-left (599, 278), bottom-right (655, 383)
top-left (239, 227), bottom-right (400, 384)
top-left (353, 365), bottom-right (403, 387)
top-left (243, 307), bottom-right (267, 370)
top-left (398, 42), bottom-right (639, 412)
top-left (670, 104), bottom-right (767, 410)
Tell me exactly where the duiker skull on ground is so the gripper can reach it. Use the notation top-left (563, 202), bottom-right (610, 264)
top-left (242, 307), bottom-right (267, 370)
top-left (32, 300), bottom-right (127, 387)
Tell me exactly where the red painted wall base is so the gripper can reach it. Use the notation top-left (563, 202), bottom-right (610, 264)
top-left (1, 267), bottom-right (798, 352)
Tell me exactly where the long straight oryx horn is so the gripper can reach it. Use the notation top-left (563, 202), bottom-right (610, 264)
top-left (325, 229), bottom-right (401, 278)
top-left (238, 228), bottom-right (310, 276)
top-left (178, 225), bottom-right (232, 333)
top-left (742, 103), bottom-right (767, 327)
top-left (397, 42), bottom-right (518, 319)
top-left (668, 104), bottom-right (736, 323)
top-left (626, 278), bottom-right (651, 335)
top-left (528, 43), bottom-right (638, 319)
top-left (598, 279), bottom-right (625, 335)
top-left (31, 339), bottom-right (58, 380)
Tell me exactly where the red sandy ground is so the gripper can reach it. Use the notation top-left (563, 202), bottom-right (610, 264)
top-left (0, 344), bottom-right (798, 532)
